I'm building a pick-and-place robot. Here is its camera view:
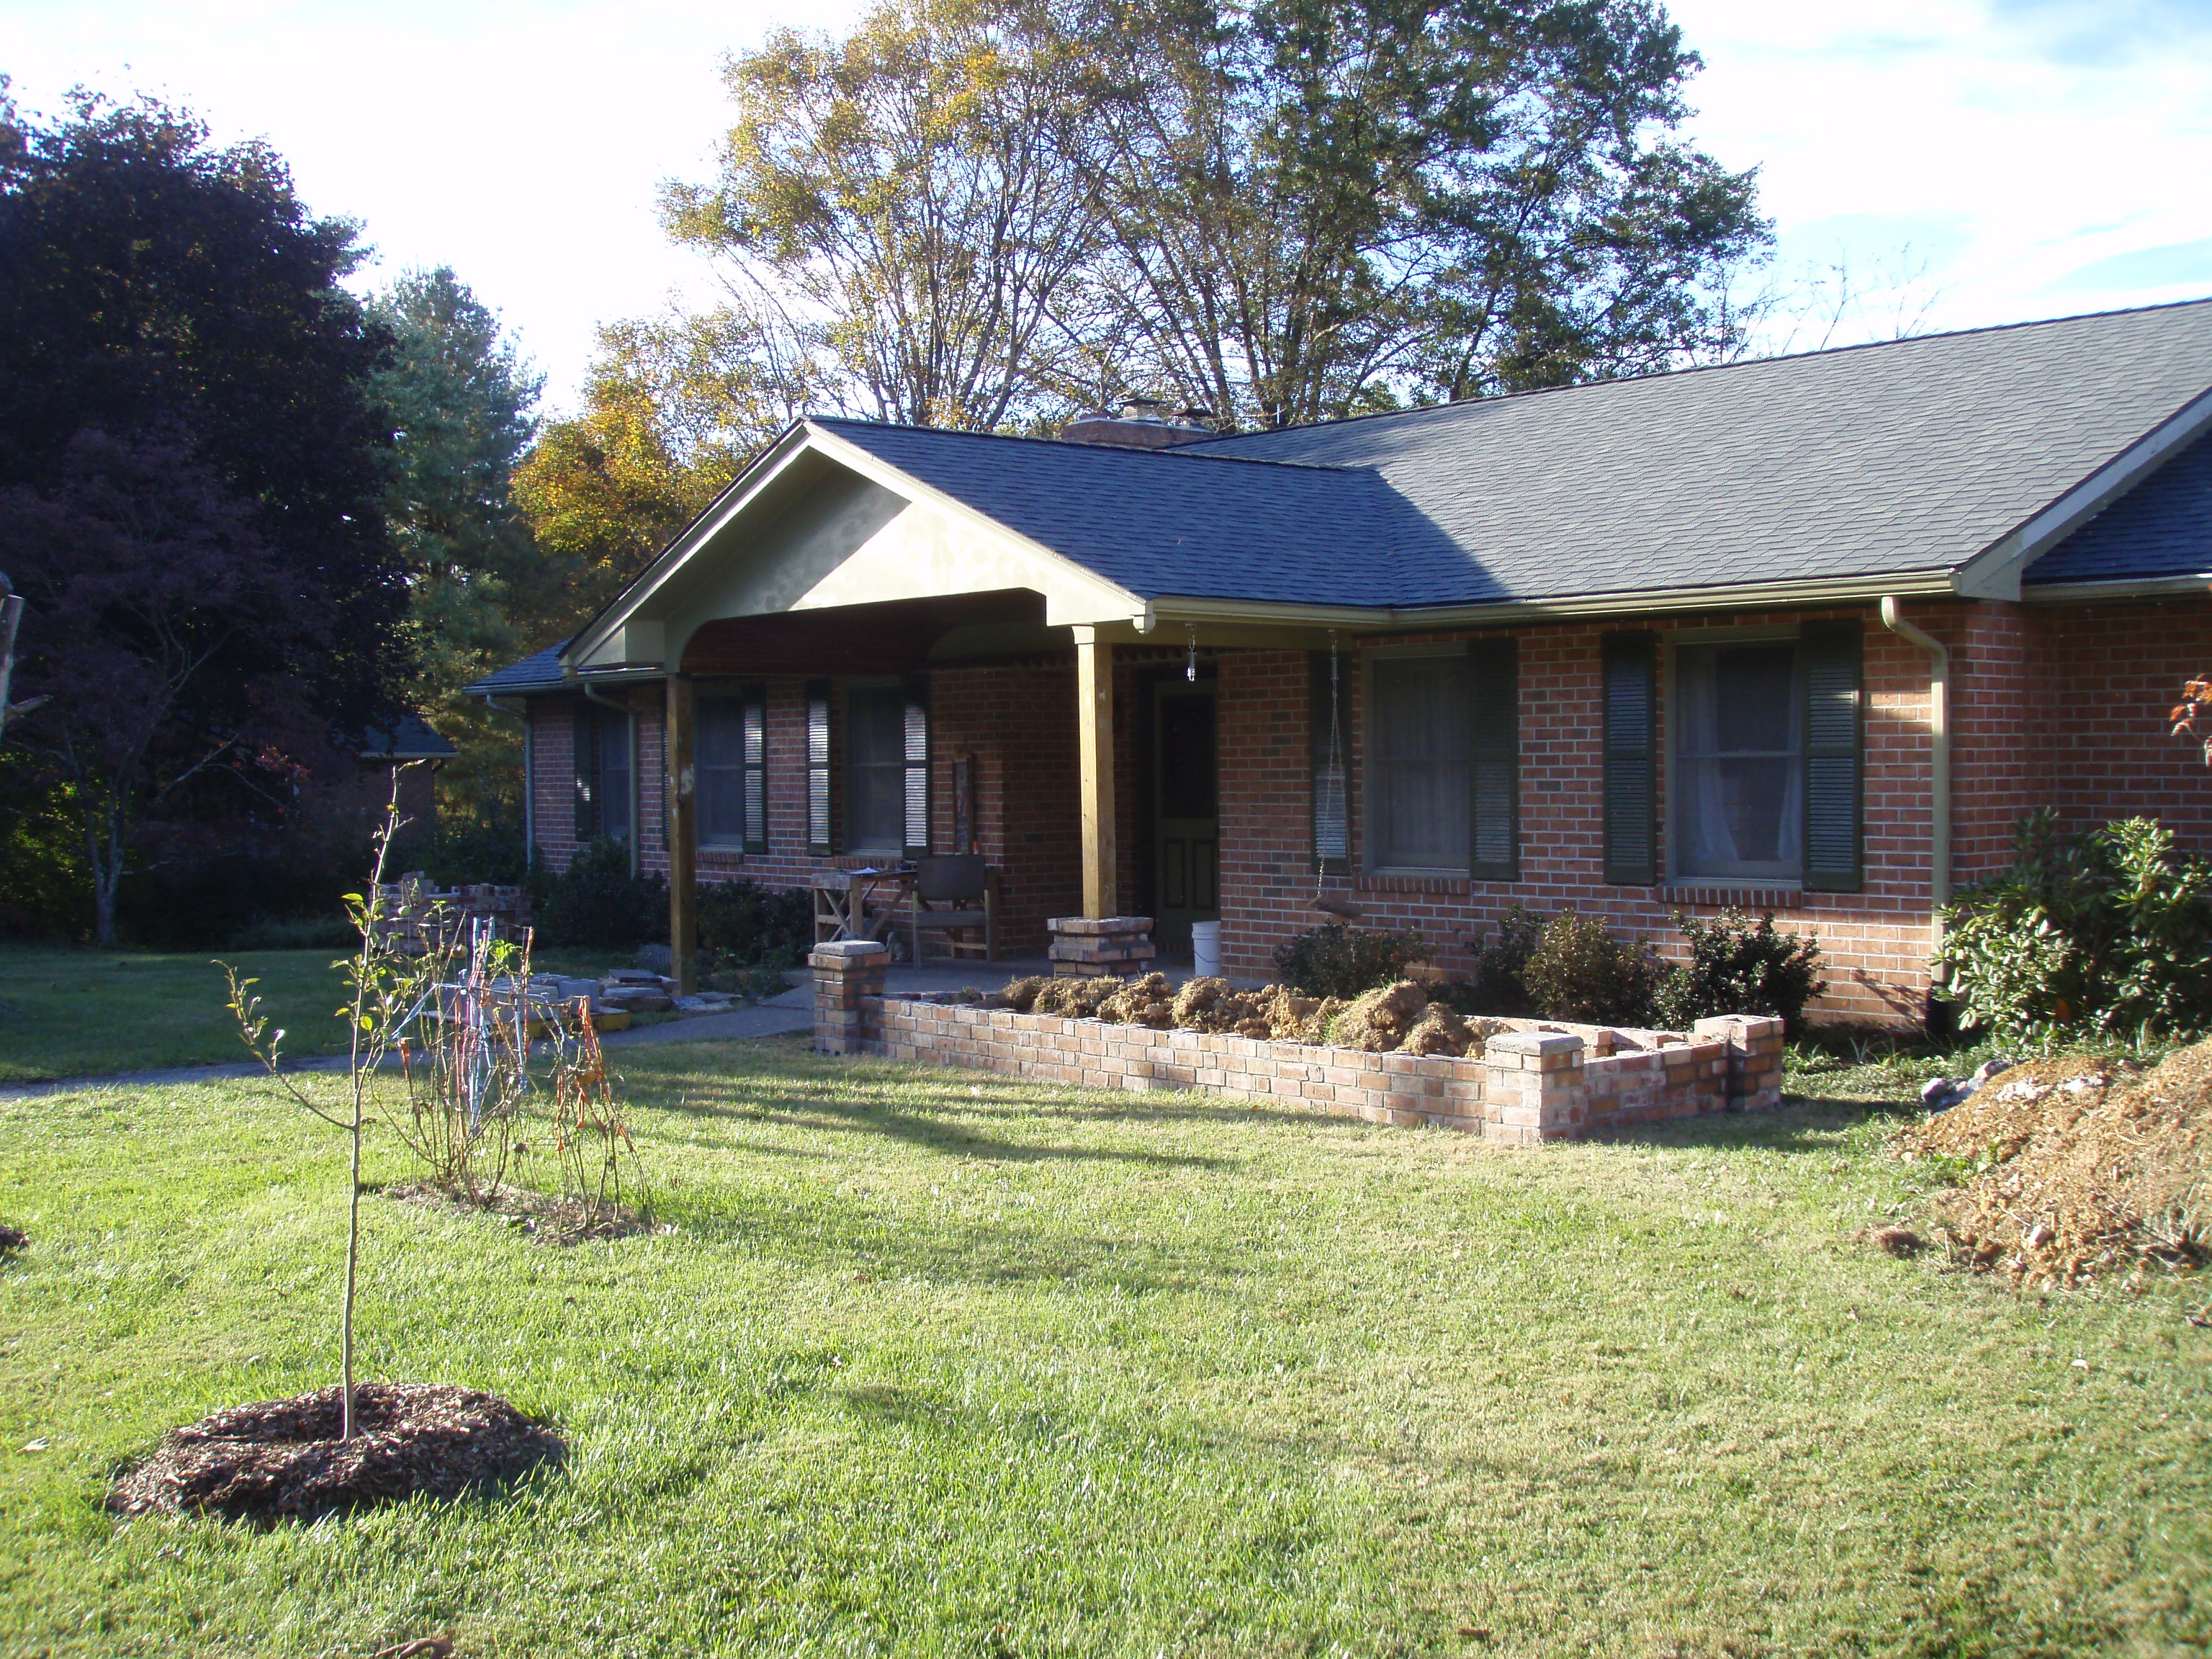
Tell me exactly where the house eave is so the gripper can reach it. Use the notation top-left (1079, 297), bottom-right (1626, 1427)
top-left (2021, 573), bottom-right (2212, 604)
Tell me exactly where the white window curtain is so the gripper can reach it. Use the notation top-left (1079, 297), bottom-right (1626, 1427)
top-left (1676, 644), bottom-right (1801, 880)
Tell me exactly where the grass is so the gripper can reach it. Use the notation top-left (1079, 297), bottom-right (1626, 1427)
top-left (2, 1038), bottom-right (2208, 1657)
top-left (0, 945), bottom-right (642, 1084)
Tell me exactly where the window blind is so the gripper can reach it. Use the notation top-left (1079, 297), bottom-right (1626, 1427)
top-left (805, 679), bottom-right (832, 855)
top-left (1467, 638), bottom-right (1519, 881)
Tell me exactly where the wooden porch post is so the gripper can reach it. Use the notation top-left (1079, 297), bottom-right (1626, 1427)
top-left (665, 673), bottom-right (698, 994)
top-left (1074, 626), bottom-right (1115, 917)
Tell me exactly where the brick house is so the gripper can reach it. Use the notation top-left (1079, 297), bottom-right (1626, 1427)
top-left (469, 300), bottom-right (2212, 1024)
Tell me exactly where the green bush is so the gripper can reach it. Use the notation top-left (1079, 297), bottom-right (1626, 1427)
top-left (1270, 922), bottom-right (1428, 999)
top-left (1935, 811), bottom-right (2212, 1045)
top-left (1521, 909), bottom-right (1661, 1025)
top-left (1651, 909), bottom-right (1827, 1032)
top-left (1440, 904), bottom-right (1545, 1016)
top-left (529, 839), bottom-right (668, 950)
top-left (696, 880), bottom-right (813, 971)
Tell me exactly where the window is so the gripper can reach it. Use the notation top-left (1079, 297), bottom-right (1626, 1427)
top-left (806, 680), bottom-right (832, 854)
top-left (1310, 650), bottom-right (1349, 872)
top-left (843, 680), bottom-right (928, 855)
top-left (698, 686), bottom-right (766, 851)
top-left (1674, 642), bottom-right (1802, 880)
top-left (1366, 644), bottom-right (1518, 876)
top-left (1668, 626), bottom-right (1863, 890)
top-left (572, 703), bottom-right (632, 842)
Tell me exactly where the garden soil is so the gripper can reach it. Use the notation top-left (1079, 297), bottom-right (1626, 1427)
top-left (108, 1382), bottom-right (562, 1524)
top-left (1902, 1045), bottom-right (2210, 1287)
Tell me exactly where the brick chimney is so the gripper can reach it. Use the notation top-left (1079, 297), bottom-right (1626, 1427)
top-left (1061, 397), bottom-right (1215, 449)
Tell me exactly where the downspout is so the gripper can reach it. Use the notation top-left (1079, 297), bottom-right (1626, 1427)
top-left (579, 678), bottom-right (641, 876)
top-left (481, 693), bottom-right (534, 866)
top-left (1878, 597), bottom-right (1950, 986)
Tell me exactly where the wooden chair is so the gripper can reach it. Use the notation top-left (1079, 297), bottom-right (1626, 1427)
top-left (908, 855), bottom-right (995, 963)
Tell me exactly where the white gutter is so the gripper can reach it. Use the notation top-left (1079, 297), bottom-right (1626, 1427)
top-left (1879, 596), bottom-right (1951, 982)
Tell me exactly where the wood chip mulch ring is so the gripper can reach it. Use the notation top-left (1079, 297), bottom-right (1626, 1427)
top-left (107, 1382), bottom-right (564, 1525)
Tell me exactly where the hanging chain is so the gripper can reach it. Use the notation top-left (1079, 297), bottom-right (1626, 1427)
top-left (1316, 629), bottom-right (1345, 899)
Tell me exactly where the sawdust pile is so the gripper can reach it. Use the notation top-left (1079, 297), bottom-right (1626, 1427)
top-left (1902, 1046), bottom-right (2209, 1287)
top-left (108, 1382), bottom-right (562, 1524)
top-left (999, 973), bottom-right (1503, 1056)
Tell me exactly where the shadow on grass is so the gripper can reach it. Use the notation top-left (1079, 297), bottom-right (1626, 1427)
top-left (1587, 1094), bottom-right (1923, 1157)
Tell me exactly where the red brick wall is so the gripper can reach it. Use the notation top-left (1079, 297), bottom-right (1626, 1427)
top-left (2036, 598), bottom-right (2212, 845)
top-left (1217, 608), bottom-right (1946, 1025)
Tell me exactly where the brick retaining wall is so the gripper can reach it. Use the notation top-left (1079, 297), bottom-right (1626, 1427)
top-left (809, 943), bottom-right (1784, 1143)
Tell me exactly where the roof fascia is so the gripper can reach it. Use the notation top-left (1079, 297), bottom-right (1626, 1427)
top-left (1138, 568), bottom-right (1955, 633)
top-left (801, 425), bottom-right (1143, 626)
top-left (2021, 572), bottom-right (2212, 604)
top-left (564, 421), bottom-right (820, 670)
top-left (1955, 385), bottom-right (2212, 602)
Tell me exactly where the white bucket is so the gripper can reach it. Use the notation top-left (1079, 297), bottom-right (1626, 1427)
top-left (1190, 920), bottom-right (1222, 979)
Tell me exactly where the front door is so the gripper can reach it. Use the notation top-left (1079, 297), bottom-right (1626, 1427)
top-left (1151, 681), bottom-right (1218, 953)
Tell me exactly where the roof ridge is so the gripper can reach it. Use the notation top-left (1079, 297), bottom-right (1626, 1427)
top-left (1182, 294), bottom-right (2212, 447)
top-left (806, 414), bottom-right (1357, 474)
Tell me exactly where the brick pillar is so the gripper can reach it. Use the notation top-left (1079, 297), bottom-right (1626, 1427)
top-left (1480, 1030), bottom-right (1587, 1142)
top-left (1694, 1015), bottom-right (1787, 1110)
top-left (811, 940), bottom-right (889, 1054)
top-left (1048, 914), bottom-right (1155, 978)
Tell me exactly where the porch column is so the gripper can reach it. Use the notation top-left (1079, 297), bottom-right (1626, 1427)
top-left (1074, 625), bottom-right (1116, 917)
top-left (665, 673), bottom-right (698, 994)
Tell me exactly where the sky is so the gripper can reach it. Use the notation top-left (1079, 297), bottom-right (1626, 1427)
top-left (5, 0), bottom-right (2211, 414)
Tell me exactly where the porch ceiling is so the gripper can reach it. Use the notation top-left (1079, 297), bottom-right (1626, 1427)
top-left (680, 590), bottom-right (1052, 678)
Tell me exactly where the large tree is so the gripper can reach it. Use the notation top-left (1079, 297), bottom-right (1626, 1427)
top-left (0, 87), bottom-right (403, 938)
top-left (1087, 0), bottom-right (1771, 426)
top-left (368, 267), bottom-right (542, 827)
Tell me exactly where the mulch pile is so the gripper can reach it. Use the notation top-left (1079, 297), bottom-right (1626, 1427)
top-left (107, 1382), bottom-right (563, 1524)
top-left (999, 974), bottom-right (1512, 1057)
top-left (1900, 1043), bottom-right (2211, 1287)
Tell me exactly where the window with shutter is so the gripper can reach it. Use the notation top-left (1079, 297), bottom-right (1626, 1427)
top-left (1467, 639), bottom-right (1519, 881)
top-left (572, 705), bottom-right (595, 839)
top-left (1802, 621), bottom-right (1863, 891)
top-left (1370, 654), bottom-right (1469, 871)
top-left (696, 693), bottom-right (749, 848)
top-left (1602, 635), bottom-right (1657, 885)
top-left (902, 677), bottom-right (930, 858)
top-left (1673, 642), bottom-right (1800, 881)
top-left (742, 685), bottom-right (768, 853)
top-left (1309, 651), bottom-right (1349, 873)
top-left (805, 680), bottom-right (832, 855)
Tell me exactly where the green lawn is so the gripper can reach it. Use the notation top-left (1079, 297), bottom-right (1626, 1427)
top-left (0, 945), bottom-right (640, 1084)
top-left (2, 1038), bottom-right (2207, 1656)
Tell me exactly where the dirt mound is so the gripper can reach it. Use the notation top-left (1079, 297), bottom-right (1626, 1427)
top-left (1032, 976), bottom-right (1115, 1017)
top-left (108, 1382), bottom-right (562, 1524)
top-left (1263, 988), bottom-right (1329, 1042)
top-left (1902, 1044), bottom-right (2210, 1287)
top-left (1099, 972), bottom-right (1175, 1028)
top-left (1002, 976), bottom-right (1048, 1013)
top-left (1401, 1002), bottom-right (1477, 1057)
top-left (1333, 981), bottom-right (1431, 1051)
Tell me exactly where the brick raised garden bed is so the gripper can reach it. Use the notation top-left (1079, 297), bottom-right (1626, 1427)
top-left (809, 942), bottom-right (1783, 1143)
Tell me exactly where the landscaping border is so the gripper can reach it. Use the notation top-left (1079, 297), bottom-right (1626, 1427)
top-left (809, 943), bottom-right (1783, 1143)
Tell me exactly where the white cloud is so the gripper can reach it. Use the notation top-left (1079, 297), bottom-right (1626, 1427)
top-left (1668, 0), bottom-right (2212, 343)
top-left (7, 0), bottom-right (2209, 410)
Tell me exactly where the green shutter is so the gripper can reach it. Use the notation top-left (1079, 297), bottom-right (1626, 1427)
top-left (1309, 650), bottom-right (1349, 873)
top-left (805, 679), bottom-right (833, 855)
top-left (572, 703), bottom-right (595, 840)
top-left (1602, 634), bottom-right (1657, 886)
top-left (1467, 638), bottom-right (1519, 881)
top-left (742, 683), bottom-right (768, 855)
top-left (902, 675), bottom-right (931, 858)
top-left (1802, 620), bottom-right (1864, 892)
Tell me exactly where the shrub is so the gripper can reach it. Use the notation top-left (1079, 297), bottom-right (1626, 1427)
top-left (696, 880), bottom-right (814, 970)
top-left (1936, 811), bottom-right (2212, 1045)
top-left (1434, 904), bottom-right (1547, 1016)
top-left (1521, 909), bottom-right (1661, 1025)
top-left (1651, 909), bottom-right (1827, 1032)
top-left (529, 839), bottom-right (667, 950)
top-left (1271, 922), bottom-right (1428, 999)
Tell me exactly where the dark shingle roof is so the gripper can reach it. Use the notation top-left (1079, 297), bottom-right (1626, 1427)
top-left (466, 642), bottom-right (569, 696)
top-left (2024, 427), bottom-right (2212, 585)
top-left (1190, 300), bottom-right (2212, 603)
top-left (811, 418), bottom-right (1473, 605)
top-left (356, 714), bottom-right (457, 760)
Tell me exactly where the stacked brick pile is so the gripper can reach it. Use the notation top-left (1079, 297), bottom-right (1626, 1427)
top-left (1048, 915), bottom-right (1154, 979)
top-left (369, 876), bottom-right (532, 955)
